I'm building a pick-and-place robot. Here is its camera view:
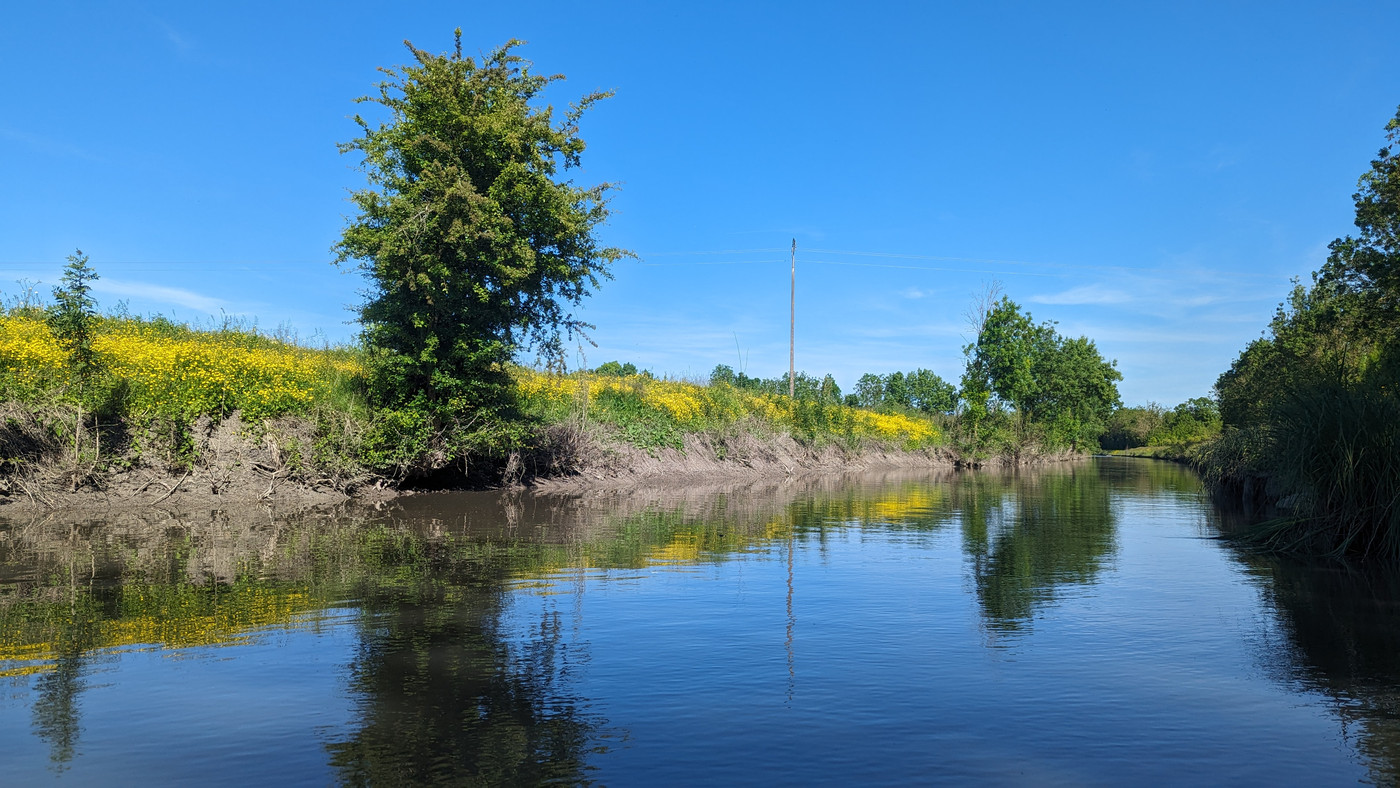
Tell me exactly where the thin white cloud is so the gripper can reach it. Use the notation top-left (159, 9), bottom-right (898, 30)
top-left (0, 128), bottom-right (101, 162)
top-left (155, 19), bottom-right (194, 51)
top-left (95, 279), bottom-right (225, 314)
top-left (1029, 284), bottom-right (1134, 305)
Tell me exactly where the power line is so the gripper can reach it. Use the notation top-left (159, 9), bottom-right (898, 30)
top-left (802, 259), bottom-right (1060, 277)
top-left (634, 248), bottom-right (788, 256)
top-left (805, 247), bottom-right (1282, 279)
top-left (808, 247), bottom-right (1086, 267)
top-left (630, 259), bottom-right (784, 267)
top-left (624, 252), bottom-right (1284, 281)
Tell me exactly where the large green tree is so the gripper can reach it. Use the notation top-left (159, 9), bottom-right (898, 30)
top-left (337, 32), bottom-right (628, 454)
top-left (963, 296), bottom-right (1121, 449)
top-left (967, 298), bottom-right (1057, 423)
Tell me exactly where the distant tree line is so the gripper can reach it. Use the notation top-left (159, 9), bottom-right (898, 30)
top-left (1099, 398), bottom-right (1221, 451)
top-left (850, 370), bottom-right (957, 414)
top-left (709, 365), bottom-right (844, 404)
top-left (699, 294), bottom-right (1124, 457)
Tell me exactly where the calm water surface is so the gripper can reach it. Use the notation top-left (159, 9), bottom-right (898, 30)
top-left (2, 458), bottom-right (1399, 785)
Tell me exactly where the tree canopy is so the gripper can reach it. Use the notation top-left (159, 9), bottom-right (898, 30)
top-left (1207, 105), bottom-right (1400, 557)
top-left (1217, 108), bottom-right (1400, 432)
top-left (336, 32), bottom-right (628, 432)
top-left (848, 369), bottom-right (955, 414)
top-left (1320, 107), bottom-right (1400, 319)
top-left (963, 296), bottom-right (1121, 449)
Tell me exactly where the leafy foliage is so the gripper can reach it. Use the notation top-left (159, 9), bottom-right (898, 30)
top-left (960, 296), bottom-right (1121, 451)
top-left (848, 369), bottom-right (956, 414)
top-left (1209, 105), bottom-right (1400, 557)
top-left (336, 32), bottom-right (627, 470)
top-left (1319, 108), bottom-right (1400, 318)
top-left (1100, 399), bottom-right (1220, 450)
top-left (594, 360), bottom-right (644, 377)
top-left (46, 250), bottom-right (100, 386)
top-left (708, 365), bottom-right (843, 404)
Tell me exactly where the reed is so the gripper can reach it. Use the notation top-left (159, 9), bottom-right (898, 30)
top-left (1224, 365), bottom-right (1400, 559)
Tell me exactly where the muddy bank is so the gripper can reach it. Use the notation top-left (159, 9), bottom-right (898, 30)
top-left (0, 406), bottom-right (1086, 513)
top-left (526, 428), bottom-right (1085, 493)
top-left (527, 430), bottom-right (955, 492)
top-left (0, 408), bottom-right (372, 515)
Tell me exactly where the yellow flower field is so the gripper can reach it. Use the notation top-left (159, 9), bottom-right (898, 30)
top-left (513, 368), bottom-right (940, 447)
top-left (0, 312), bottom-right (936, 447)
top-left (0, 314), bottom-right (363, 421)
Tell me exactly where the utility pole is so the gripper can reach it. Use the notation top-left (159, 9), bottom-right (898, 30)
top-left (789, 238), bottom-right (796, 399)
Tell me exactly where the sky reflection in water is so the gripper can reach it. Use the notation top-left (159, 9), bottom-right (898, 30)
top-left (1, 458), bottom-right (1397, 785)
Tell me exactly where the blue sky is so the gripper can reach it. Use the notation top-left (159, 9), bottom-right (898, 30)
top-left (2, 1), bottom-right (1397, 405)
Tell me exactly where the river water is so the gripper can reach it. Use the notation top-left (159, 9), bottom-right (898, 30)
top-left (2, 457), bottom-right (1398, 785)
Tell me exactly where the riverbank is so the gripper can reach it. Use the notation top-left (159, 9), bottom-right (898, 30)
top-left (1104, 442), bottom-right (1208, 464)
top-left (525, 425), bottom-right (1086, 493)
top-left (0, 404), bottom-right (1089, 513)
top-left (0, 312), bottom-right (1094, 512)
top-left (0, 409), bottom-right (372, 513)
top-left (1105, 441), bottom-right (1287, 514)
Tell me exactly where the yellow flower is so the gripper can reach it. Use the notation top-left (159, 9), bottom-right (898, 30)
top-left (0, 315), bottom-right (366, 421)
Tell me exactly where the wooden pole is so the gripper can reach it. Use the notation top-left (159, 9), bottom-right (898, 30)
top-left (789, 238), bottom-right (796, 399)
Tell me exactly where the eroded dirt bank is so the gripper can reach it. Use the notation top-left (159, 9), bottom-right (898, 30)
top-left (0, 409), bottom-right (370, 515)
top-left (0, 408), bottom-right (1084, 514)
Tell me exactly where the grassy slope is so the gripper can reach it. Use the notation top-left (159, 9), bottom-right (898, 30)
top-left (515, 368), bottom-right (942, 453)
top-left (0, 314), bottom-right (947, 490)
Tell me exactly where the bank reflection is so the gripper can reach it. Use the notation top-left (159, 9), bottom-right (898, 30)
top-left (0, 507), bottom-right (609, 781)
top-left (0, 462), bottom-right (1271, 781)
top-left (1232, 550), bottom-right (1400, 785)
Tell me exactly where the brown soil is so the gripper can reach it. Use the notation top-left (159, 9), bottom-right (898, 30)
top-left (0, 406), bottom-right (1083, 513)
top-left (526, 427), bottom-right (1080, 493)
top-left (0, 409), bottom-right (371, 515)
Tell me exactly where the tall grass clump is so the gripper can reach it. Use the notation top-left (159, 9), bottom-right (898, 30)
top-left (1192, 425), bottom-right (1268, 491)
top-left (1242, 365), bottom-right (1400, 558)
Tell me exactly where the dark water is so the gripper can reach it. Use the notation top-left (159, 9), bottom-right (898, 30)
top-left (3, 458), bottom-right (1400, 785)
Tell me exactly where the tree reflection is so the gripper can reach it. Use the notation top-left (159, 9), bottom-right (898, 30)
top-left (0, 509), bottom-right (609, 783)
top-left (325, 529), bottom-right (601, 786)
top-left (1242, 555), bottom-right (1400, 785)
top-left (0, 466), bottom-right (1161, 779)
top-left (30, 653), bottom-right (83, 769)
top-left (958, 464), bottom-right (1118, 632)
top-left (6, 522), bottom-right (105, 769)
